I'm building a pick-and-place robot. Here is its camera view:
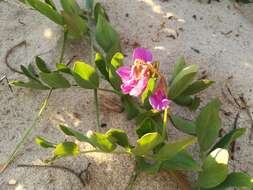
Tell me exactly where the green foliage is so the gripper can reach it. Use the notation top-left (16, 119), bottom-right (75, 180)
top-left (168, 64), bottom-right (198, 99)
top-left (53, 142), bottom-right (79, 158)
top-left (35, 136), bottom-right (55, 148)
top-left (94, 3), bottom-right (109, 22)
top-left (39, 72), bottom-right (71, 89)
top-left (26, 0), bottom-right (64, 25)
top-left (170, 114), bottom-right (196, 135)
top-left (161, 151), bottom-right (199, 171)
top-left (95, 14), bottom-right (121, 60)
top-left (196, 99), bottom-right (221, 153)
top-left (36, 56), bottom-right (51, 73)
top-left (206, 172), bottom-right (253, 190)
top-left (10, 80), bottom-right (50, 90)
top-left (181, 80), bottom-right (214, 96)
top-left (95, 53), bottom-right (109, 81)
top-left (141, 77), bottom-right (156, 108)
top-left (211, 128), bottom-right (246, 151)
top-left (153, 137), bottom-right (197, 161)
top-left (60, 0), bottom-right (81, 15)
top-left (132, 132), bottom-right (163, 156)
top-left (72, 61), bottom-right (99, 89)
top-left (171, 56), bottom-right (186, 79)
top-left (197, 148), bottom-right (229, 188)
top-left (121, 95), bottom-right (140, 120)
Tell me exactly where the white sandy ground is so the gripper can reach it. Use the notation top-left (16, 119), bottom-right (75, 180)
top-left (0, 0), bottom-right (253, 189)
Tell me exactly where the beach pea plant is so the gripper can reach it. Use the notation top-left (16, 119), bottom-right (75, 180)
top-left (11, 47), bottom-right (253, 189)
top-left (3, 0), bottom-right (252, 190)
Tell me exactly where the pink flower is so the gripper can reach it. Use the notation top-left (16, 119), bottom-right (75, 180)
top-left (116, 48), bottom-right (152, 97)
top-left (149, 78), bottom-right (171, 111)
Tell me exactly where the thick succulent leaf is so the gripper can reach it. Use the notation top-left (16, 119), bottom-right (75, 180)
top-left (39, 72), bottom-right (71, 89)
top-left (35, 136), bottom-right (55, 148)
top-left (132, 132), bottom-right (163, 157)
top-left (171, 56), bottom-right (186, 79)
top-left (94, 2), bottom-right (109, 22)
top-left (168, 64), bottom-right (198, 99)
top-left (170, 114), bottom-right (196, 135)
top-left (35, 56), bottom-right (51, 73)
top-left (53, 142), bottom-right (79, 158)
top-left (10, 80), bottom-right (50, 90)
top-left (95, 14), bottom-right (121, 59)
top-left (106, 129), bottom-right (130, 149)
top-left (60, 0), bottom-right (81, 15)
top-left (62, 11), bottom-right (88, 37)
top-left (205, 172), bottom-right (253, 190)
top-left (211, 128), bottom-right (246, 151)
top-left (197, 148), bottom-right (229, 189)
top-left (153, 137), bottom-right (197, 161)
top-left (181, 80), bottom-right (214, 96)
top-left (95, 53), bottom-right (109, 81)
top-left (72, 61), bottom-right (99, 89)
top-left (161, 151), bottom-right (199, 171)
top-left (196, 99), bottom-right (221, 152)
top-left (26, 0), bottom-right (64, 25)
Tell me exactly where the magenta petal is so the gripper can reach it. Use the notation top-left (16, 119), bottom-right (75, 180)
top-left (129, 77), bottom-right (148, 97)
top-left (149, 89), bottom-right (171, 111)
top-left (116, 66), bottom-right (131, 81)
top-left (133, 47), bottom-right (153, 62)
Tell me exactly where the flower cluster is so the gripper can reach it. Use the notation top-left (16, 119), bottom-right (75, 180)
top-left (117, 48), bottom-right (171, 111)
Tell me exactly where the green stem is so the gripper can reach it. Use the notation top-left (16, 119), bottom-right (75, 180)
top-left (80, 149), bottom-right (131, 155)
top-left (59, 27), bottom-right (68, 63)
top-left (94, 88), bottom-right (100, 131)
top-left (87, 12), bottom-right (100, 131)
top-left (162, 108), bottom-right (168, 140)
top-left (126, 163), bottom-right (139, 190)
top-left (0, 89), bottom-right (53, 173)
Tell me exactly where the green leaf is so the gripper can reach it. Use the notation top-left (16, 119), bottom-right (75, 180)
top-left (189, 96), bottom-right (200, 111)
top-left (60, 0), bottom-right (81, 15)
top-left (153, 137), bottom-right (197, 161)
top-left (53, 142), bottom-right (79, 158)
top-left (168, 64), bottom-right (198, 99)
top-left (95, 14), bottom-right (121, 58)
top-left (62, 11), bottom-right (88, 37)
top-left (161, 151), bottom-right (199, 171)
top-left (211, 128), bottom-right (246, 151)
top-left (35, 136), bottom-right (55, 148)
top-left (170, 114), bottom-right (196, 135)
top-left (26, 0), bottom-right (64, 25)
top-left (95, 53), bottom-right (109, 81)
top-left (136, 117), bottom-right (163, 138)
top-left (181, 80), bottom-right (214, 96)
top-left (39, 72), bottom-right (70, 89)
top-left (58, 124), bottom-right (91, 143)
top-left (56, 63), bottom-right (72, 74)
top-left (172, 56), bottom-right (186, 79)
top-left (197, 148), bottom-right (229, 188)
top-left (89, 132), bottom-right (116, 152)
top-left (45, 0), bottom-right (56, 10)
top-left (106, 129), bottom-right (130, 149)
top-left (36, 56), bottom-right (51, 73)
top-left (108, 52), bottom-right (124, 90)
top-left (207, 172), bottom-right (253, 190)
top-left (196, 99), bottom-right (221, 152)
top-left (94, 3), bottom-right (109, 22)
top-left (21, 65), bottom-right (38, 81)
top-left (136, 157), bottom-right (162, 174)
top-left (141, 78), bottom-right (156, 107)
top-left (121, 95), bottom-right (140, 120)
top-left (10, 80), bottom-right (50, 90)
top-left (72, 61), bottom-right (99, 89)
top-left (132, 132), bottom-right (163, 156)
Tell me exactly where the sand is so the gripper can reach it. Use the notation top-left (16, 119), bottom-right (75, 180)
top-left (0, 0), bottom-right (253, 189)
